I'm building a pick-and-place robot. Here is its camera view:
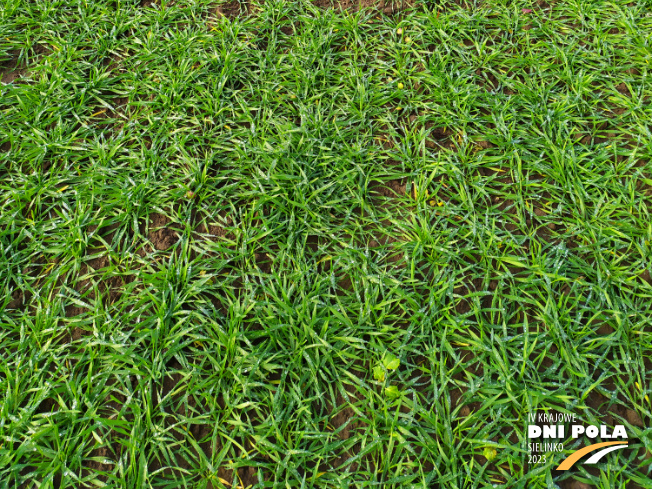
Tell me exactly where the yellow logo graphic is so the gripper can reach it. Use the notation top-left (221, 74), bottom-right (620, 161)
top-left (555, 441), bottom-right (629, 470)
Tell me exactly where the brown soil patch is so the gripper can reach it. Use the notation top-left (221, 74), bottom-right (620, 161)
top-left (335, 274), bottom-right (353, 296)
top-left (365, 179), bottom-right (410, 253)
top-left (254, 251), bottom-right (273, 273)
top-left (149, 366), bottom-right (269, 487)
top-left (141, 212), bottom-right (180, 253)
top-left (369, 179), bottom-right (407, 200)
top-left (0, 51), bottom-right (26, 84)
top-left (63, 267), bottom-right (94, 319)
top-left (329, 392), bottom-right (363, 470)
top-left (213, 0), bottom-right (248, 19)
top-left (427, 126), bottom-right (456, 151)
top-left (314, 0), bottom-right (415, 13)
top-left (81, 442), bottom-right (117, 487)
top-left (62, 223), bottom-right (132, 321)
top-left (206, 0), bottom-right (418, 17)
top-left (91, 96), bottom-right (129, 133)
top-left (615, 82), bottom-right (631, 96)
top-left (194, 210), bottom-right (232, 244)
top-left (2, 44), bottom-right (52, 85)
top-left (7, 289), bottom-right (27, 310)
top-left (314, 0), bottom-right (358, 8)
top-left (140, 0), bottom-right (169, 7)
top-left (322, 363), bottom-right (370, 471)
top-left (560, 481), bottom-right (593, 489)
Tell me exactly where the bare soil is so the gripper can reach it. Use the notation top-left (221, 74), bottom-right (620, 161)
top-left (0, 51), bottom-right (25, 84)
